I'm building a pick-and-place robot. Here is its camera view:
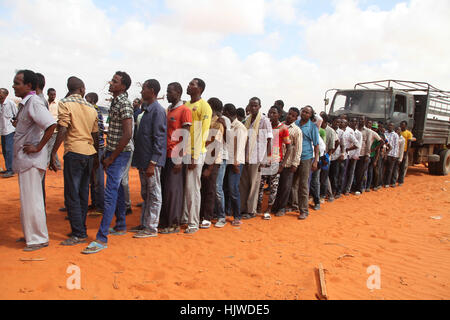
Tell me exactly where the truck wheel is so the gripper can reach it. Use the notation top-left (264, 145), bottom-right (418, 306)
top-left (428, 161), bottom-right (438, 175)
top-left (437, 149), bottom-right (450, 176)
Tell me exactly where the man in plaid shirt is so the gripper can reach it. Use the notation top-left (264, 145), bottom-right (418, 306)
top-left (83, 71), bottom-right (134, 254)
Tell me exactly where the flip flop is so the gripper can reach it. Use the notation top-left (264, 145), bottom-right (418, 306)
top-left (82, 241), bottom-right (107, 254)
top-left (109, 228), bottom-right (127, 236)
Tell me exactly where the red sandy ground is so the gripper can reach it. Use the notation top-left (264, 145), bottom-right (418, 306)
top-left (0, 149), bottom-right (449, 300)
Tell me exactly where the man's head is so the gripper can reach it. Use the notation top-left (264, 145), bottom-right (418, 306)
top-left (223, 103), bottom-right (237, 121)
top-left (286, 107), bottom-right (300, 125)
top-left (85, 92), bottom-right (99, 105)
top-left (349, 117), bottom-right (358, 130)
top-left (358, 115), bottom-right (366, 129)
top-left (186, 78), bottom-right (205, 97)
top-left (387, 122), bottom-right (395, 132)
top-left (339, 118), bottom-right (348, 130)
top-left (332, 117), bottom-right (341, 130)
top-left (236, 107), bottom-right (246, 122)
top-left (109, 71), bottom-right (131, 95)
top-left (274, 100), bottom-right (284, 110)
top-left (133, 98), bottom-right (142, 109)
top-left (395, 126), bottom-right (402, 135)
top-left (166, 82), bottom-right (182, 105)
top-left (321, 113), bottom-right (329, 129)
top-left (47, 88), bottom-right (56, 103)
top-left (248, 97), bottom-right (261, 117)
top-left (268, 105), bottom-right (281, 123)
top-left (13, 70), bottom-right (37, 98)
top-left (67, 76), bottom-right (86, 97)
top-left (0, 88), bottom-right (9, 103)
top-left (300, 105), bottom-right (314, 122)
top-left (366, 119), bottom-right (373, 130)
top-left (36, 73), bottom-right (45, 93)
top-left (208, 97), bottom-right (223, 115)
top-left (378, 122), bottom-right (385, 133)
top-left (400, 120), bottom-right (408, 131)
top-left (141, 79), bottom-right (160, 102)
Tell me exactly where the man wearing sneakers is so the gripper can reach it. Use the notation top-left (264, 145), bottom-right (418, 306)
top-left (49, 77), bottom-right (99, 246)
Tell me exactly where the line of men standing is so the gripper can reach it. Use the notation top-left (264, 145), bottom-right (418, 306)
top-left (7, 69), bottom-right (414, 254)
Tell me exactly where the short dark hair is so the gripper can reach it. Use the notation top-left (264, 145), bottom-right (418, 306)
top-left (36, 73), bottom-right (45, 90)
top-left (400, 120), bottom-right (408, 126)
top-left (250, 97), bottom-right (261, 106)
top-left (321, 113), bottom-right (329, 123)
top-left (208, 97), bottom-right (223, 113)
top-left (47, 88), bottom-right (56, 94)
top-left (303, 105), bottom-right (316, 122)
top-left (85, 92), bottom-right (99, 104)
top-left (67, 76), bottom-right (85, 93)
top-left (115, 71), bottom-right (132, 91)
top-left (16, 70), bottom-right (38, 91)
top-left (269, 105), bottom-right (281, 114)
top-left (168, 82), bottom-right (183, 95)
top-left (143, 79), bottom-right (161, 96)
top-left (289, 107), bottom-right (300, 117)
top-left (0, 88), bottom-right (9, 95)
top-left (193, 78), bottom-right (206, 93)
top-left (236, 107), bottom-right (245, 119)
top-left (274, 100), bottom-right (284, 108)
top-left (224, 103), bottom-right (237, 117)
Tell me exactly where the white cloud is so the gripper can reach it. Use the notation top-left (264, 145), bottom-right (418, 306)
top-left (0, 0), bottom-right (449, 115)
top-left (265, 0), bottom-right (300, 24)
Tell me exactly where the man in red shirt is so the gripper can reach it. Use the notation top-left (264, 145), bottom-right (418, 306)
top-left (158, 82), bottom-right (192, 234)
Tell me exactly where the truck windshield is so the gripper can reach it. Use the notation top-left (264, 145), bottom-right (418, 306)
top-left (331, 91), bottom-right (390, 117)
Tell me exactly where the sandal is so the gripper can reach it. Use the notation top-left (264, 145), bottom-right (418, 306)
top-left (263, 213), bottom-right (272, 220)
top-left (23, 242), bottom-right (49, 252)
top-left (109, 228), bottom-right (127, 236)
top-left (82, 241), bottom-right (107, 254)
top-left (60, 236), bottom-right (87, 246)
top-left (231, 219), bottom-right (242, 226)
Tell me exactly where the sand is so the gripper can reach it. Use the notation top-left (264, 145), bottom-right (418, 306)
top-left (0, 150), bottom-right (449, 300)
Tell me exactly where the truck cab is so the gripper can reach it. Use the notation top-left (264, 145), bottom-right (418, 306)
top-left (325, 80), bottom-right (450, 175)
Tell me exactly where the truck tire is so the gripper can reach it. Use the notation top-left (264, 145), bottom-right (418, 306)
top-left (428, 161), bottom-right (439, 175)
top-left (437, 149), bottom-right (450, 176)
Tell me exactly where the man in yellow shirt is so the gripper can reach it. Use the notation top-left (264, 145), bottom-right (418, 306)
top-left (182, 78), bottom-right (212, 234)
top-left (49, 77), bottom-right (99, 246)
top-left (398, 121), bottom-right (415, 186)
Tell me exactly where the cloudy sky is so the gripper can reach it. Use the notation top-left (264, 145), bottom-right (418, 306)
top-left (1, 0), bottom-right (449, 113)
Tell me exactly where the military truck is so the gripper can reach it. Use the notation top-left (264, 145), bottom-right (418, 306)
top-left (324, 80), bottom-right (450, 175)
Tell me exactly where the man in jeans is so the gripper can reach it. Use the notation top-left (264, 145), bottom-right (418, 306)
top-left (83, 71), bottom-right (134, 254)
top-left (295, 106), bottom-right (320, 220)
top-left (132, 79), bottom-right (167, 238)
top-left (0, 88), bottom-right (18, 178)
top-left (50, 77), bottom-right (99, 246)
top-left (222, 104), bottom-right (247, 226)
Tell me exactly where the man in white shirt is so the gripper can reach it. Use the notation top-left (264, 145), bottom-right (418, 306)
top-left (383, 122), bottom-right (399, 188)
top-left (46, 88), bottom-right (61, 169)
top-left (339, 118), bottom-right (360, 196)
top-left (392, 126), bottom-right (406, 187)
top-left (0, 88), bottom-right (18, 178)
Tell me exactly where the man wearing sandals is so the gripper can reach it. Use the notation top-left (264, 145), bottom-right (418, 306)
top-left (12, 70), bottom-right (57, 251)
top-left (49, 77), bottom-right (99, 247)
top-left (83, 71), bottom-right (134, 254)
top-left (240, 97), bottom-right (273, 220)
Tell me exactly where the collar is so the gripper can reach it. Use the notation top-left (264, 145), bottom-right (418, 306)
top-left (169, 100), bottom-right (184, 110)
top-left (142, 100), bottom-right (159, 112)
top-left (20, 92), bottom-right (36, 106)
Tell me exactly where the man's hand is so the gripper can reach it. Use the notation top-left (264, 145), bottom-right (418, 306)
top-left (173, 163), bottom-right (182, 174)
top-left (49, 152), bottom-right (59, 172)
top-left (202, 166), bottom-right (211, 178)
top-left (278, 166), bottom-right (284, 174)
top-left (23, 144), bottom-right (40, 154)
top-left (11, 119), bottom-right (18, 127)
top-left (290, 166), bottom-right (297, 173)
top-left (146, 163), bottom-right (156, 177)
top-left (312, 161), bottom-right (318, 172)
top-left (102, 156), bottom-right (114, 170)
top-left (232, 164), bottom-right (240, 174)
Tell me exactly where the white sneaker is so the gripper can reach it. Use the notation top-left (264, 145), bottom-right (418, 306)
top-left (200, 220), bottom-right (211, 229)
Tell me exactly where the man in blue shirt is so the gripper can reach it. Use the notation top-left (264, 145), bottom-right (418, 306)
top-left (131, 79), bottom-right (167, 238)
top-left (294, 106), bottom-right (320, 220)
